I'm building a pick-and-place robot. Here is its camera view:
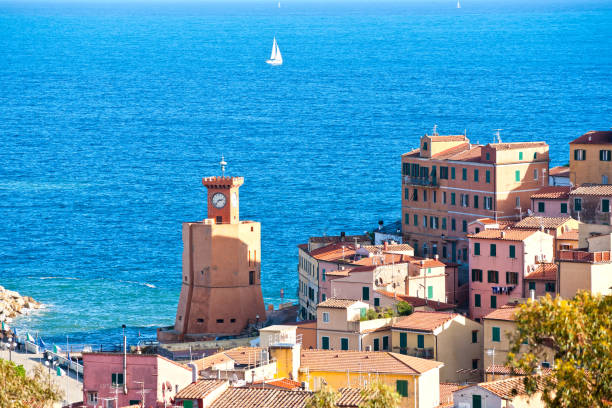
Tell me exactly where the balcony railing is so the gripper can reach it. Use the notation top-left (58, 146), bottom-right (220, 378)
top-left (393, 346), bottom-right (435, 359)
top-left (403, 176), bottom-right (438, 187)
top-left (558, 250), bottom-right (611, 263)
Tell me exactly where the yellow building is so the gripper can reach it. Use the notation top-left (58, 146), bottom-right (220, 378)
top-left (569, 130), bottom-right (612, 185)
top-left (269, 345), bottom-right (443, 408)
top-left (391, 311), bottom-right (483, 383)
top-left (558, 249), bottom-right (612, 298)
top-left (482, 307), bottom-right (554, 382)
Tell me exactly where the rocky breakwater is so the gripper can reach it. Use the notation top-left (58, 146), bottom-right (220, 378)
top-left (0, 286), bottom-right (42, 324)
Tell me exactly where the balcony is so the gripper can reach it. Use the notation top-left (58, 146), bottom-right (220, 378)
top-left (558, 250), bottom-right (611, 263)
top-left (403, 176), bottom-right (438, 187)
top-left (393, 346), bottom-right (435, 359)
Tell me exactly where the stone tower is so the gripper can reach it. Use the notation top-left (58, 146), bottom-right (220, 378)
top-left (170, 174), bottom-right (266, 340)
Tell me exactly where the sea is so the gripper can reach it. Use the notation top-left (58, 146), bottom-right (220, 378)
top-left (0, 0), bottom-right (611, 347)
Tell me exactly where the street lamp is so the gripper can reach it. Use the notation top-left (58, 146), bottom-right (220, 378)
top-left (2, 338), bottom-right (17, 361)
top-left (45, 355), bottom-right (58, 388)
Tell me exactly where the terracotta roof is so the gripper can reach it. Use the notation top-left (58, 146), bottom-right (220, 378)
top-left (467, 229), bottom-right (538, 241)
top-left (487, 142), bottom-right (547, 151)
top-left (351, 253), bottom-right (406, 266)
top-left (337, 388), bottom-right (365, 407)
top-left (439, 383), bottom-right (464, 407)
top-left (444, 145), bottom-right (483, 162)
top-left (570, 184), bottom-right (612, 196)
top-left (525, 263), bottom-right (557, 281)
top-left (427, 135), bottom-right (468, 142)
top-left (374, 290), bottom-right (456, 311)
top-left (298, 243), bottom-right (308, 251)
top-left (392, 311), bottom-right (457, 332)
top-left (483, 306), bottom-right (519, 322)
top-left (194, 352), bottom-right (233, 371)
top-left (484, 364), bottom-right (552, 376)
top-left (430, 142), bottom-right (472, 159)
top-left (309, 243), bottom-right (357, 261)
top-left (223, 347), bottom-right (266, 366)
top-left (557, 229), bottom-right (579, 240)
top-left (478, 375), bottom-right (547, 399)
top-left (474, 218), bottom-right (499, 225)
top-left (407, 257), bottom-right (446, 268)
top-left (175, 380), bottom-right (227, 399)
top-left (361, 244), bottom-right (414, 253)
top-left (514, 216), bottom-right (573, 229)
top-left (251, 378), bottom-right (303, 390)
top-left (324, 269), bottom-right (351, 277)
top-left (299, 349), bottom-right (442, 375)
top-left (348, 265), bottom-right (377, 273)
top-left (317, 298), bottom-right (362, 309)
top-left (531, 186), bottom-right (571, 199)
top-left (549, 166), bottom-right (570, 177)
top-left (570, 130), bottom-right (612, 144)
top-left (209, 387), bottom-right (312, 408)
top-left (308, 235), bottom-right (371, 244)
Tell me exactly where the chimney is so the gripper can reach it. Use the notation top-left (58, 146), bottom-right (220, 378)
top-left (434, 254), bottom-right (439, 260)
top-left (530, 289), bottom-right (535, 301)
top-left (501, 231), bottom-right (506, 239)
top-left (420, 259), bottom-right (425, 266)
top-left (187, 363), bottom-right (198, 383)
top-left (384, 241), bottom-right (389, 251)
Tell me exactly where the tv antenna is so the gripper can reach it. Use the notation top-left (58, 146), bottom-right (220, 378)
top-left (220, 155), bottom-right (227, 177)
top-left (433, 124), bottom-right (438, 136)
top-left (494, 129), bottom-right (503, 143)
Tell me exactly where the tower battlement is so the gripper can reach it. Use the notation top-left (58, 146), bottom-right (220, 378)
top-left (202, 176), bottom-right (244, 188)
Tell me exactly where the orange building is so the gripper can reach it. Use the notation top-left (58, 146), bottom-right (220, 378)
top-left (160, 173), bottom-right (266, 341)
top-left (401, 132), bottom-right (549, 282)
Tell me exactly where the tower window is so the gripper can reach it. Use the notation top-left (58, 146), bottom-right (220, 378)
top-left (249, 271), bottom-right (255, 285)
top-left (216, 319), bottom-right (224, 324)
top-left (216, 216), bottom-right (223, 224)
top-left (230, 318), bottom-right (236, 323)
top-left (197, 318), bottom-right (204, 323)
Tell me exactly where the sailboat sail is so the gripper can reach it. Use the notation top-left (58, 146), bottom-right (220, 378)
top-left (274, 41), bottom-right (282, 62)
top-left (270, 38), bottom-right (278, 60)
top-left (266, 37), bottom-right (282, 65)
top-left (457, 0), bottom-right (461, 8)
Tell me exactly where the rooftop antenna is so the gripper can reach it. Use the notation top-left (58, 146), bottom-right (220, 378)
top-left (494, 129), bottom-right (503, 144)
top-left (220, 155), bottom-right (227, 177)
top-left (433, 124), bottom-right (438, 136)
top-left (464, 129), bottom-right (467, 137)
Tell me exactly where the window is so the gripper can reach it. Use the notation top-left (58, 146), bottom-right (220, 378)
top-left (249, 270), bottom-right (255, 285)
top-left (412, 188), bottom-right (418, 201)
top-left (488, 270), bottom-right (499, 283)
top-left (451, 218), bottom-right (456, 231)
top-left (374, 297), bottom-right (380, 307)
top-left (427, 286), bottom-right (433, 299)
top-left (362, 287), bottom-right (370, 301)
top-left (474, 169), bottom-right (479, 182)
top-left (442, 245), bottom-right (447, 258)
top-left (183, 402), bottom-right (194, 408)
top-left (87, 392), bottom-right (98, 405)
top-left (529, 281), bottom-right (536, 291)
top-left (484, 196), bottom-right (493, 210)
top-left (442, 218), bottom-right (447, 230)
top-left (111, 373), bottom-right (124, 387)
top-left (399, 332), bottom-right (407, 353)
top-left (360, 308), bottom-right (367, 318)
top-left (321, 294), bottom-right (326, 301)
top-left (417, 334), bottom-right (424, 348)
top-left (451, 167), bottom-right (456, 179)
top-left (509, 245), bottom-right (516, 258)
top-left (545, 282), bottom-right (556, 292)
top-left (443, 192), bottom-right (447, 204)
top-left (600, 150), bottom-right (612, 161)
top-left (451, 192), bottom-right (456, 205)
top-left (603, 199), bottom-right (610, 213)
top-left (373, 338), bottom-right (380, 351)
top-left (413, 214), bottom-right (418, 225)
top-left (383, 336), bottom-right (389, 351)
top-left (422, 142), bottom-right (428, 151)
top-left (472, 359), bottom-right (479, 370)
top-left (472, 330), bottom-right (478, 343)
top-left (322, 336), bottom-right (329, 350)
top-left (473, 195), bottom-right (479, 209)
top-left (538, 202), bottom-right (545, 213)
top-left (486, 170), bottom-right (491, 183)
top-left (404, 188), bottom-right (409, 200)
top-left (561, 203), bottom-right (568, 213)
top-left (474, 243), bottom-right (480, 256)
top-left (216, 215), bottom-right (222, 224)
top-left (490, 244), bottom-right (496, 257)
top-left (129, 401), bottom-right (141, 407)
top-left (461, 168), bottom-right (467, 180)
top-left (506, 271), bottom-right (518, 285)
top-left (322, 269), bottom-right (326, 281)
top-left (473, 395), bottom-right (482, 408)
top-left (486, 152), bottom-right (490, 161)
top-left (402, 162), bottom-right (410, 175)
top-left (396, 380), bottom-right (408, 397)
top-left (322, 312), bottom-right (329, 323)
top-left (341, 338), bottom-right (349, 350)
top-left (604, 175), bottom-right (609, 184)
top-left (423, 216), bottom-right (427, 228)
top-left (440, 166), bottom-right (449, 179)
top-left (462, 220), bottom-right (467, 233)
top-left (519, 151), bottom-right (524, 160)
top-left (461, 194), bottom-right (469, 207)
top-left (534, 169), bottom-right (538, 180)
top-left (491, 295), bottom-right (497, 309)
top-left (423, 190), bottom-right (428, 202)
top-left (492, 326), bottom-right (501, 342)
top-left (471, 269), bottom-right (483, 282)
top-left (516, 196), bottom-right (521, 208)
top-left (216, 319), bottom-right (224, 323)
top-left (474, 294), bottom-right (481, 307)
top-left (574, 149), bottom-right (586, 160)
top-left (575, 198), bottom-right (582, 211)
top-left (515, 170), bottom-right (520, 182)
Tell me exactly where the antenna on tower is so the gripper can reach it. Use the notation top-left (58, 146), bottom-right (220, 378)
top-left (220, 155), bottom-right (227, 177)
top-left (494, 129), bottom-right (503, 144)
top-left (433, 124), bottom-right (438, 136)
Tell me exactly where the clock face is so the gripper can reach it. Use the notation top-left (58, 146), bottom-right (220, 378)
top-left (211, 192), bottom-right (227, 209)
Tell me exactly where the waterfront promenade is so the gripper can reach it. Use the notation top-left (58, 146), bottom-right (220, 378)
top-left (1, 349), bottom-right (83, 407)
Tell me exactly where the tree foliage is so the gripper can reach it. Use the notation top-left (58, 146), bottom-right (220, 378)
top-left (395, 301), bottom-right (413, 316)
top-left (0, 358), bottom-right (63, 408)
top-left (358, 381), bottom-right (401, 408)
top-left (507, 291), bottom-right (612, 407)
top-left (305, 384), bottom-right (339, 408)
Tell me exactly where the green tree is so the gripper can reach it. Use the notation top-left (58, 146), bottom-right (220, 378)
top-left (0, 359), bottom-right (63, 408)
top-left (395, 301), bottom-right (413, 316)
top-left (305, 384), bottom-right (339, 408)
top-left (507, 291), bottom-right (612, 407)
top-left (358, 381), bottom-right (401, 408)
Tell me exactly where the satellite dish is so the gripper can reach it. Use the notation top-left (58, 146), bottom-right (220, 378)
top-left (527, 209), bottom-right (534, 216)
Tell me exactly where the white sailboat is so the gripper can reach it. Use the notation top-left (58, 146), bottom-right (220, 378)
top-left (266, 37), bottom-right (283, 66)
top-left (457, 0), bottom-right (461, 8)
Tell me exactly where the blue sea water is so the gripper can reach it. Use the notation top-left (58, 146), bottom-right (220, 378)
top-left (1, 0), bottom-right (611, 346)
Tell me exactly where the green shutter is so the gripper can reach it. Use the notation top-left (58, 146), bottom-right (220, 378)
top-left (475, 294), bottom-right (481, 307)
top-left (417, 334), bottom-right (424, 349)
top-left (427, 286), bottom-right (433, 299)
top-left (491, 295), bottom-right (497, 308)
top-left (519, 152), bottom-right (523, 160)
top-left (603, 199), bottom-right (610, 213)
top-left (451, 167), bottom-right (455, 179)
top-left (183, 401), bottom-right (194, 408)
top-left (396, 380), bottom-right (408, 397)
top-left (474, 169), bottom-right (479, 182)
top-left (374, 297), bottom-right (380, 307)
top-left (509, 245), bottom-right (516, 258)
top-left (373, 338), bottom-right (380, 351)
top-left (492, 326), bottom-right (501, 342)
top-left (473, 395), bottom-right (482, 408)
top-left (474, 243), bottom-right (480, 255)
top-left (486, 170), bottom-right (490, 183)
top-left (561, 203), bottom-right (568, 213)
top-left (462, 168), bottom-right (467, 180)
top-left (538, 202), bottom-right (545, 212)
top-left (400, 332), bottom-right (407, 352)
top-left (322, 336), bottom-right (329, 349)
top-left (341, 338), bottom-right (349, 350)
top-left (383, 336), bottom-right (389, 350)
top-left (490, 244), bottom-right (496, 256)
top-left (529, 281), bottom-right (536, 291)
top-left (362, 287), bottom-right (370, 301)
top-left (472, 331), bottom-right (477, 343)
top-left (360, 308), bottom-right (366, 318)
top-left (515, 170), bottom-right (520, 182)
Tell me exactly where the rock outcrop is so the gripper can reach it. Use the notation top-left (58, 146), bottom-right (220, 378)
top-left (0, 286), bottom-right (42, 323)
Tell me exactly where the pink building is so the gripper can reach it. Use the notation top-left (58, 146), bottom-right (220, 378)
top-left (82, 353), bottom-right (194, 408)
top-left (530, 186), bottom-right (571, 217)
top-left (467, 229), bottom-right (554, 321)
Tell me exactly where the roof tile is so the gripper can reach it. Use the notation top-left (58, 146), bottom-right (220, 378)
top-left (570, 130), bottom-right (612, 144)
top-left (531, 186), bottom-right (571, 199)
top-left (483, 306), bottom-right (519, 322)
top-left (514, 216), bottom-right (574, 229)
top-left (176, 380), bottom-right (227, 399)
top-left (525, 263), bottom-right (557, 281)
top-left (392, 311), bottom-right (458, 332)
top-left (317, 298), bottom-right (363, 309)
top-left (570, 184), bottom-right (612, 196)
top-left (209, 387), bottom-right (312, 408)
top-left (467, 229), bottom-right (538, 241)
